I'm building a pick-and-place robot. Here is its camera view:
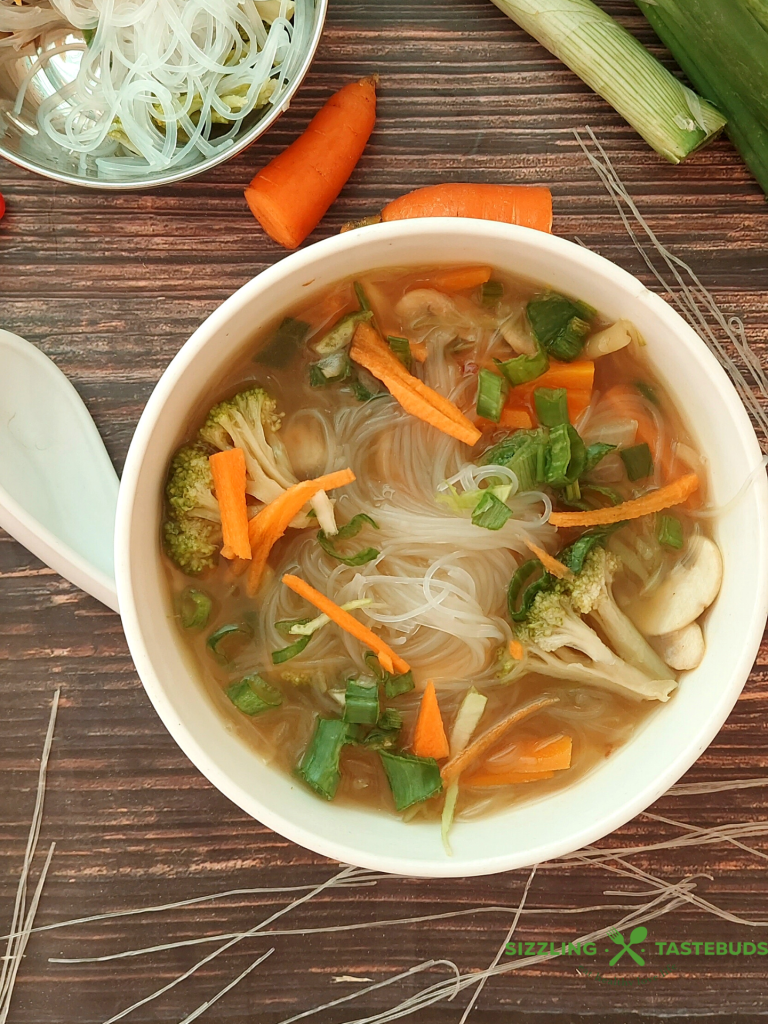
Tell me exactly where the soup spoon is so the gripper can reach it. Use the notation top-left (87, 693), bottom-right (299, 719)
top-left (0, 328), bottom-right (119, 611)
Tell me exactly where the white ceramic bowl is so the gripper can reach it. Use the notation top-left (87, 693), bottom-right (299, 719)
top-left (116, 220), bottom-right (768, 877)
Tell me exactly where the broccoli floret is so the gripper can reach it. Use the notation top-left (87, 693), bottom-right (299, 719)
top-left (163, 443), bottom-right (221, 575)
top-left (516, 586), bottom-right (616, 664)
top-left (199, 387), bottom-right (295, 504)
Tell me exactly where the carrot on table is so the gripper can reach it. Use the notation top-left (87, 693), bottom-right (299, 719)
top-left (209, 448), bottom-right (251, 561)
top-left (431, 265), bottom-right (492, 292)
top-left (412, 680), bottom-right (450, 759)
top-left (380, 183), bottom-right (553, 234)
top-left (525, 540), bottom-right (571, 579)
top-left (244, 76), bottom-right (377, 250)
top-left (351, 322), bottom-right (481, 447)
top-left (441, 696), bottom-right (559, 783)
top-left (247, 468), bottom-right (355, 595)
top-left (549, 473), bottom-right (700, 528)
top-left (281, 574), bottom-right (409, 675)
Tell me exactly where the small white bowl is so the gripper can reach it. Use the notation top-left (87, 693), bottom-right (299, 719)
top-left (116, 220), bottom-right (768, 877)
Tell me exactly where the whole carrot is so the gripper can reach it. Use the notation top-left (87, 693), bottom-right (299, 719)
top-left (380, 183), bottom-right (552, 233)
top-left (245, 77), bottom-right (377, 249)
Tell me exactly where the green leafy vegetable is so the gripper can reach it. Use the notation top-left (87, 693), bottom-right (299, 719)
top-left (534, 387), bottom-right (570, 427)
top-left (354, 281), bottom-right (371, 311)
top-left (309, 351), bottom-right (352, 387)
top-left (379, 750), bottom-right (443, 811)
top-left (179, 588), bottom-right (212, 629)
top-left (226, 674), bottom-right (282, 715)
top-left (343, 678), bottom-right (380, 725)
top-left (346, 373), bottom-right (384, 402)
top-left (620, 442), bottom-right (654, 481)
top-left (387, 336), bottom-right (412, 370)
top-left (496, 347), bottom-right (549, 386)
top-left (657, 513), bottom-right (684, 550)
top-left (314, 310), bottom-right (373, 356)
top-left (480, 280), bottom-right (504, 306)
top-left (559, 523), bottom-right (623, 574)
top-left (507, 560), bottom-right (554, 622)
top-left (471, 490), bottom-right (513, 530)
top-left (527, 292), bottom-right (594, 362)
top-left (206, 623), bottom-right (251, 662)
top-left (584, 442), bottom-right (616, 473)
top-left (297, 718), bottom-right (347, 799)
top-left (256, 317), bottom-right (309, 368)
top-left (476, 368), bottom-right (509, 423)
top-left (545, 423), bottom-right (586, 488)
top-left (317, 513), bottom-right (380, 566)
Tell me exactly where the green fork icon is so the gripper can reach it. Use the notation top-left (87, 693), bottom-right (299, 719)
top-left (608, 926), bottom-right (647, 966)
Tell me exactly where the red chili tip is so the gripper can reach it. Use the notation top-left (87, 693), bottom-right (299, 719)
top-left (0, 193), bottom-right (5, 220)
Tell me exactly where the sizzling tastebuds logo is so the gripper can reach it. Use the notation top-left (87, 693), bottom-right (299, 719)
top-left (607, 926), bottom-right (647, 966)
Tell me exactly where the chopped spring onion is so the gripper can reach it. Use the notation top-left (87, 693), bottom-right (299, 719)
top-left (297, 718), bottom-right (347, 800)
top-left (378, 708), bottom-right (404, 731)
top-left (317, 513), bottom-right (380, 566)
top-left (481, 280), bottom-right (504, 306)
top-left (364, 651), bottom-right (415, 698)
top-left (507, 560), bottom-right (553, 622)
top-left (256, 318), bottom-right (309, 368)
top-left (657, 513), bottom-right (684, 550)
top-left (315, 310), bottom-right (374, 356)
top-left (496, 346), bottom-right (549, 386)
top-left (620, 442), bottom-right (654, 481)
top-left (309, 351), bottom-right (352, 387)
top-left (584, 441), bottom-right (616, 473)
top-left (354, 281), bottom-right (371, 311)
top-left (545, 423), bottom-right (586, 489)
top-left (471, 491), bottom-right (513, 530)
top-left (379, 750), bottom-right (443, 811)
top-left (635, 380), bottom-right (659, 406)
top-left (271, 634), bottom-right (312, 664)
top-left (343, 678), bottom-right (380, 725)
top-left (534, 386), bottom-right (570, 427)
top-left (476, 368), bottom-right (509, 423)
top-left (226, 674), bottom-right (282, 716)
top-left (527, 293), bottom-right (594, 362)
top-left (581, 483), bottom-right (624, 507)
top-left (206, 623), bottom-right (251, 662)
top-left (490, 0), bottom-right (727, 164)
top-left (387, 336), bottom-right (412, 370)
top-left (179, 588), bottom-right (212, 629)
top-left (361, 707), bottom-right (404, 750)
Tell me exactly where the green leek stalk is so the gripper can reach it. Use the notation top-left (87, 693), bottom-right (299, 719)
top-left (490, 0), bottom-right (726, 163)
top-left (635, 0), bottom-right (768, 194)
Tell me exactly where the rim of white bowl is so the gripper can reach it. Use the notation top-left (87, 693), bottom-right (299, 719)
top-left (116, 219), bottom-right (768, 877)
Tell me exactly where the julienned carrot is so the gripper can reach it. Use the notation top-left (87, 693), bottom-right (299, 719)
top-left (508, 639), bottom-right (525, 661)
top-left (410, 340), bottom-right (428, 363)
top-left (441, 696), bottom-right (559, 783)
top-left (549, 473), bottom-right (700, 528)
top-left (525, 540), bottom-right (571, 579)
top-left (351, 322), bottom-right (481, 446)
top-left (245, 77), bottom-right (377, 250)
top-left (209, 448), bottom-right (251, 561)
top-left (412, 680), bottom-right (450, 760)
top-left (380, 183), bottom-right (553, 234)
top-left (466, 735), bottom-right (572, 787)
top-left (247, 469), bottom-right (355, 595)
top-left (499, 407), bottom-right (533, 430)
top-left (431, 265), bottom-right (492, 292)
top-left (282, 574), bottom-right (410, 676)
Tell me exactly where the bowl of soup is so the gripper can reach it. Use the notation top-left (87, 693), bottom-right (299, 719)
top-left (115, 219), bottom-right (768, 877)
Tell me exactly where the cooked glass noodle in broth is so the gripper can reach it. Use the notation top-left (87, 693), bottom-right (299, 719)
top-left (161, 262), bottom-right (723, 848)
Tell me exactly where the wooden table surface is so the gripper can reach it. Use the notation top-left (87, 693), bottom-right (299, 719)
top-left (2, 1), bottom-right (768, 1021)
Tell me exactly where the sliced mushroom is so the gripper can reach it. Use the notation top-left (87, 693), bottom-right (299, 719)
top-left (651, 622), bottom-right (706, 672)
top-left (582, 319), bottom-right (636, 359)
top-left (281, 416), bottom-right (328, 479)
top-left (500, 319), bottom-right (538, 356)
top-left (625, 535), bottom-right (723, 636)
top-left (395, 288), bottom-right (462, 323)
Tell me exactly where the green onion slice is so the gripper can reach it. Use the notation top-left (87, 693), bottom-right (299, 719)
top-left (364, 651), bottom-right (415, 698)
top-left (476, 368), bottom-right (509, 423)
top-left (380, 750), bottom-right (443, 811)
top-left (314, 310), bottom-right (373, 356)
top-left (226, 674), bottom-right (282, 716)
top-left (387, 336), bottom-right (412, 370)
top-left (495, 347), bottom-right (549, 387)
top-left (354, 281), bottom-right (371, 312)
top-left (343, 678), bottom-right (380, 725)
top-left (179, 588), bottom-right (212, 629)
top-left (657, 514), bottom-right (684, 550)
top-left (471, 491), bottom-right (513, 530)
top-left (527, 293), bottom-right (594, 362)
top-left (545, 423), bottom-right (586, 488)
top-left (206, 623), bottom-right (251, 662)
top-left (256, 317), bottom-right (309, 368)
top-left (480, 280), bottom-right (504, 306)
top-left (378, 707), bottom-right (403, 731)
top-left (584, 441), bottom-right (616, 473)
top-left (317, 513), bottom-right (380, 566)
top-left (534, 387), bottom-right (570, 427)
top-left (271, 623), bottom-right (312, 664)
top-left (297, 718), bottom-right (347, 800)
top-left (620, 442), bottom-right (654, 481)
top-left (507, 560), bottom-right (554, 621)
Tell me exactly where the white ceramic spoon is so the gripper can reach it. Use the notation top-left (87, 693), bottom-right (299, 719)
top-left (0, 329), bottom-right (119, 612)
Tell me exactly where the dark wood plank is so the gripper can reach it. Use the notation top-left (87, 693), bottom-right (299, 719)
top-left (2, 1), bottom-right (768, 1021)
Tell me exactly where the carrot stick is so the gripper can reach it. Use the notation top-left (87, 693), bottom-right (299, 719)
top-left (508, 639), bottom-right (525, 661)
top-left (410, 340), bottom-right (428, 363)
top-left (467, 733), bottom-right (572, 785)
top-left (530, 360), bottom-right (595, 392)
top-left (431, 266), bottom-right (492, 292)
top-left (209, 449), bottom-right (251, 561)
top-left (566, 390), bottom-right (592, 423)
top-left (499, 408), bottom-right (534, 430)
top-left (525, 540), bottom-right (571, 579)
top-left (245, 77), bottom-right (377, 250)
top-left (412, 680), bottom-right (450, 759)
top-left (246, 468), bottom-right (355, 595)
top-left (380, 183), bottom-right (553, 233)
top-left (549, 473), bottom-right (700, 528)
top-left (441, 696), bottom-right (559, 783)
top-left (351, 322), bottom-right (481, 446)
top-left (281, 574), bottom-right (409, 675)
